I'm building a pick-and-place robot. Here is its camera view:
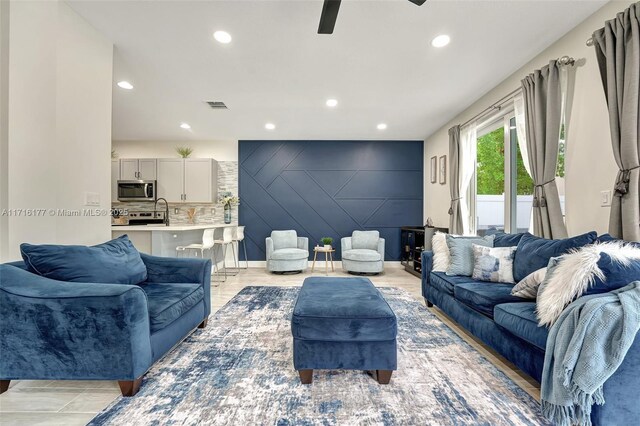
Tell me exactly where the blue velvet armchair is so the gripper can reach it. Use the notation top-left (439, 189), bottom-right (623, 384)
top-left (0, 253), bottom-right (211, 396)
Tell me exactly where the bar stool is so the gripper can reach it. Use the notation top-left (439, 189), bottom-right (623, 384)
top-left (213, 226), bottom-right (237, 276)
top-left (176, 228), bottom-right (225, 283)
top-left (232, 226), bottom-right (248, 269)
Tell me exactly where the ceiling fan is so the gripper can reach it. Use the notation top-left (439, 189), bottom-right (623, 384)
top-left (318, 0), bottom-right (427, 34)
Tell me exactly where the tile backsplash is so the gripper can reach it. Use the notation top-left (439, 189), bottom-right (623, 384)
top-left (113, 161), bottom-right (238, 225)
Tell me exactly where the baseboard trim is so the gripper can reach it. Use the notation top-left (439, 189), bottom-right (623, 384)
top-left (246, 261), bottom-right (403, 269)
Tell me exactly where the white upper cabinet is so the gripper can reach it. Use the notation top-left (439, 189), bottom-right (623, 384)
top-left (155, 158), bottom-right (218, 203)
top-left (119, 159), bottom-right (157, 180)
top-left (184, 159), bottom-right (218, 203)
top-left (156, 159), bottom-right (185, 203)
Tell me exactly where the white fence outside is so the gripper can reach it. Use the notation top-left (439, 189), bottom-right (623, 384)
top-left (476, 194), bottom-right (565, 233)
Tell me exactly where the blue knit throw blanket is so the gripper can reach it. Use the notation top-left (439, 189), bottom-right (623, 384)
top-left (541, 281), bottom-right (640, 426)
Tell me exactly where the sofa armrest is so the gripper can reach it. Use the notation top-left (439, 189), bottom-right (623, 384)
top-left (377, 238), bottom-right (385, 259)
top-left (594, 333), bottom-right (640, 423)
top-left (341, 237), bottom-right (352, 253)
top-left (297, 237), bottom-right (308, 252)
top-left (139, 253), bottom-right (211, 318)
top-left (0, 265), bottom-right (152, 381)
top-left (265, 237), bottom-right (274, 261)
top-left (421, 251), bottom-right (434, 299)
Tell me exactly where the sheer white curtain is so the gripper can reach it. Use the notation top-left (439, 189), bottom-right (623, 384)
top-left (459, 123), bottom-right (477, 235)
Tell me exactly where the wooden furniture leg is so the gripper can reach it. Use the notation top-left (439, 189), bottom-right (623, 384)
top-left (118, 377), bottom-right (143, 396)
top-left (330, 252), bottom-right (334, 272)
top-left (376, 370), bottom-right (393, 384)
top-left (198, 318), bottom-right (208, 328)
top-left (325, 251), bottom-right (329, 275)
top-left (311, 250), bottom-right (317, 272)
top-left (298, 369), bottom-right (313, 384)
top-left (0, 380), bottom-right (10, 394)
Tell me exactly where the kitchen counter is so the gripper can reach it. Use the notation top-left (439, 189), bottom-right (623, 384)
top-left (112, 224), bottom-right (234, 232)
top-left (112, 223), bottom-right (237, 258)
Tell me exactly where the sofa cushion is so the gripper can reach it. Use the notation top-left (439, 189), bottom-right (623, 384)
top-left (494, 303), bottom-right (549, 351)
top-left (454, 282), bottom-right (528, 318)
top-left (351, 230), bottom-right (380, 250)
top-left (292, 277), bottom-right (396, 342)
top-left (270, 248), bottom-right (308, 261)
top-left (271, 230), bottom-right (298, 250)
top-left (342, 249), bottom-right (381, 262)
top-left (585, 252), bottom-right (640, 295)
top-left (20, 235), bottom-right (147, 284)
top-left (492, 232), bottom-right (526, 248)
top-left (513, 231), bottom-right (597, 282)
top-left (137, 282), bottom-right (204, 332)
top-left (430, 272), bottom-right (477, 296)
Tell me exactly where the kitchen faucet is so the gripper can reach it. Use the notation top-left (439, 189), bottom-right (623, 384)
top-left (154, 197), bottom-right (170, 226)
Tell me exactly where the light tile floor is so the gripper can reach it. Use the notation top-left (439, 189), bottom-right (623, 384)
top-left (0, 266), bottom-right (540, 425)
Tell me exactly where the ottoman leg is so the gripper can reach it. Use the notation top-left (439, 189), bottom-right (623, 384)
top-left (376, 370), bottom-right (393, 385)
top-left (298, 369), bottom-right (313, 384)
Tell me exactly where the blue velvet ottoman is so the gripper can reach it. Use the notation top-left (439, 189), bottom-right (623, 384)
top-left (291, 277), bottom-right (397, 384)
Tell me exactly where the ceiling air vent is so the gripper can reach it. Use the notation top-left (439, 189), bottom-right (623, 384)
top-left (205, 101), bottom-right (228, 110)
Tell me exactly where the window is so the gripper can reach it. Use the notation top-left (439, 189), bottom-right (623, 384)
top-left (469, 111), bottom-right (534, 235)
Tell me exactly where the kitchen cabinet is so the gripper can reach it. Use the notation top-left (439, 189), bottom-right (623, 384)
top-left (120, 159), bottom-right (157, 180)
top-left (111, 160), bottom-right (119, 202)
top-left (156, 158), bottom-right (218, 203)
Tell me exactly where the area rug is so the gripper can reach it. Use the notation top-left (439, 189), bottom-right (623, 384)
top-left (89, 286), bottom-right (549, 425)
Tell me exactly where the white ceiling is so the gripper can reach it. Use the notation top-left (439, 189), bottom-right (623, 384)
top-left (67, 0), bottom-right (607, 141)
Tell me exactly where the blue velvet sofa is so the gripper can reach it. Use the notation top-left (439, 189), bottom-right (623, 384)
top-left (0, 253), bottom-right (211, 396)
top-left (421, 234), bottom-right (640, 425)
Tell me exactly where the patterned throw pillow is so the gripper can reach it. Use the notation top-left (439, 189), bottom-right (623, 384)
top-left (471, 244), bottom-right (517, 284)
top-left (431, 232), bottom-right (451, 272)
top-left (511, 267), bottom-right (547, 298)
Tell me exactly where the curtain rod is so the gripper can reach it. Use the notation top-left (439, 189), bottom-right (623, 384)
top-left (459, 56), bottom-right (575, 128)
top-left (586, 37), bottom-right (594, 46)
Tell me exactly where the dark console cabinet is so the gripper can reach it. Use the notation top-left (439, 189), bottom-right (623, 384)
top-left (400, 226), bottom-right (448, 277)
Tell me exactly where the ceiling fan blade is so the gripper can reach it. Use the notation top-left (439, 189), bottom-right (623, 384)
top-left (318, 0), bottom-right (342, 34)
top-left (408, 0), bottom-right (427, 5)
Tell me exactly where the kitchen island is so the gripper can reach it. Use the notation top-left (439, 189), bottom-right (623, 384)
top-left (112, 224), bottom-right (235, 257)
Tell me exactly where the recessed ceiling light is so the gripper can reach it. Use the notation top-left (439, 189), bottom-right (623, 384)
top-left (377, 123), bottom-right (388, 130)
top-left (213, 31), bottom-right (232, 44)
top-left (265, 123), bottom-right (276, 130)
top-left (117, 81), bottom-right (133, 90)
top-left (431, 34), bottom-right (450, 48)
top-left (326, 99), bottom-right (338, 107)
top-left (180, 123), bottom-right (191, 130)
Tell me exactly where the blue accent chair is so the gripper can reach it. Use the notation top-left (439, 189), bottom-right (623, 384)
top-left (421, 233), bottom-right (640, 425)
top-left (0, 253), bottom-right (211, 396)
top-left (291, 277), bottom-right (397, 384)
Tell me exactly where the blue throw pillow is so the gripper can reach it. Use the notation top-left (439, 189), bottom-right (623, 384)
top-left (492, 232), bottom-right (526, 248)
top-left (584, 252), bottom-right (640, 295)
top-left (446, 235), bottom-right (495, 276)
top-left (595, 233), bottom-right (640, 249)
top-left (20, 235), bottom-right (147, 284)
top-left (513, 232), bottom-right (597, 282)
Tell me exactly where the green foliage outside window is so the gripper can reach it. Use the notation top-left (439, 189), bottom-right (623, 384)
top-left (476, 127), bottom-right (534, 195)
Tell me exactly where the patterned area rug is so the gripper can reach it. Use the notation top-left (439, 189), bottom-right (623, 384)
top-left (89, 286), bottom-right (549, 425)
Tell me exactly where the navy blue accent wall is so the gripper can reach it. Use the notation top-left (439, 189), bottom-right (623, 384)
top-left (239, 140), bottom-right (423, 261)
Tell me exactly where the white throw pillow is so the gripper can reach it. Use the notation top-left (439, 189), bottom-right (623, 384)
top-left (471, 244), bottom-right (516, 284)
top-left (511, 267), bottom-right (547, 299)
top-left (431, 232), bottom-right (450, 272)
top-left (536, 242), bottom-right (640, 327)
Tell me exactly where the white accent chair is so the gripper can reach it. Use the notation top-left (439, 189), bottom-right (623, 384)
top-left (341, 230), bottom-right (385, 274)
top-left (266, 230), bottom-right (309, 273)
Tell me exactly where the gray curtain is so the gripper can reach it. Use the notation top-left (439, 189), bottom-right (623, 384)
top-left (448, 125), bottom-right (463, 234)
top-left (521, 60), bottom-right (568, 239)
top-left (593, 2), bottom-right (640, 241)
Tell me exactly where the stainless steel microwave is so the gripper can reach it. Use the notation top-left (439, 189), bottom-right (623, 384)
top-left (117, 180), bottom-right (156, 202)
